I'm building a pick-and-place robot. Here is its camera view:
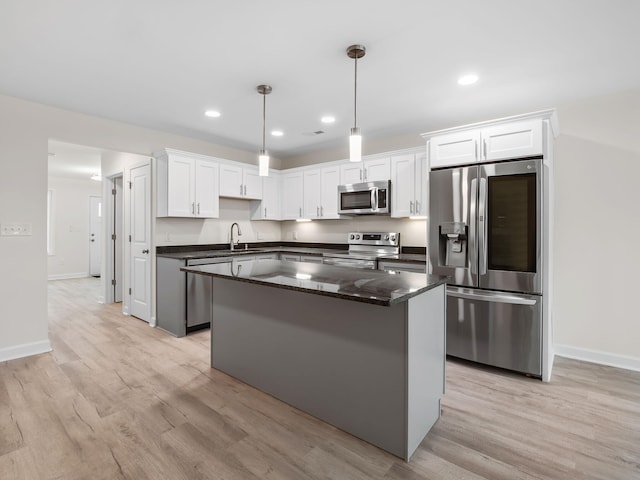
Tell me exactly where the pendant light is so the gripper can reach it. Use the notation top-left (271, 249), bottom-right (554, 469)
top-left (257, 84), bottom-right (272, 176)
top-left (347, 44), bottom-right (366, 162)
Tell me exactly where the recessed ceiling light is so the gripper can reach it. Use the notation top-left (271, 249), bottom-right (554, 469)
top-left (458, 74), bottom-right (478, 86)
top-left (271, 130), bottom-right (284, 137)
top-left (321, 115), bottom-right (336, 124)
top-left (204, 110), bottom-right (221, 118)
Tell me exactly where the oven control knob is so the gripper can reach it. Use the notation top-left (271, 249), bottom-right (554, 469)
top-left (350, 234), bottom-right (355, 240)
top-left (355, 234), bottom-right (360, 240)
top-left (384, 234), bottom-right (389, 240)
top-left (390, 234), bottom-right (396, 241)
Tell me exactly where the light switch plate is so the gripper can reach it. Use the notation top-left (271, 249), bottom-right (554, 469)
top-left (1, 223), bottom-right (32, 236)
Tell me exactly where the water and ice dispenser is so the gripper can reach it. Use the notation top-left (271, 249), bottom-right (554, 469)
top-left (438, 222), bottom-right (467, 267)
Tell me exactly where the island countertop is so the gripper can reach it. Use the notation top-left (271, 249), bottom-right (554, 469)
top-left (181, 259), bottom-right (446, 306)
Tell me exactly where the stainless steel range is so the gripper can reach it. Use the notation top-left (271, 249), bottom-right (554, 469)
top-left (323, 232), bottom-right (400, 269)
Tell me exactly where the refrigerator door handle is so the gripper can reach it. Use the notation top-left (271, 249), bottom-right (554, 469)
top-left (447, 287), bottom-right (537, 306)
top-left (478, 177), bottom-right (488, 275)
top-left (469, 178), bottom-right (478, 275)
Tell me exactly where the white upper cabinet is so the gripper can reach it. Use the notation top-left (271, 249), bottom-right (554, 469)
top-left (428, 131), bottom-right (481, 168)
top-left (302, 165), bottom-right (341, 220)
top-left (428, 118), bottom-right (544, 169)
top-left (303, 169), bottom-right (322, 219)
top-left (156, 150), bottom-right (219, 218)
top-left (281, 171), bottom-right (304, 220)
top-left (339, 157), bottom-right (391, 184)
top-left (194, 160), bottom-right (220, 218)
top-left (250, 171), bottom-right (281, 220)
top-left (219, 164), bottom-right (263, 200)
top-left (481, 120), bottom-right (543, 162)
top-left (390, 153), bottom-right (426, 218)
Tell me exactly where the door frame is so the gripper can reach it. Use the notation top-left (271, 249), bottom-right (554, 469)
top-left (89, 194), bottom-right (102, 277)
top-left (102, 172), bottom-right (123, 305)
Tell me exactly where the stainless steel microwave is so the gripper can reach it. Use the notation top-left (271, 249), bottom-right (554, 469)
top-left (338, 180), bottom-right (390, 215)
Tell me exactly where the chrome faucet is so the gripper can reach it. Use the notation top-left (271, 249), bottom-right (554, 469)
top-left (230, 222), bottom-right (242, 250)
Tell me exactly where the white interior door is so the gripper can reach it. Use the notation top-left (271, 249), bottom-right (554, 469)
top-left (89, 195), bottom-right (102, 277)
top-left (130, 164), bottom-right (151, 322)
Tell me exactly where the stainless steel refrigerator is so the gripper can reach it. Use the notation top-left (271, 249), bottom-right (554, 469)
top-left (429, 158), bottom-right (543, 376)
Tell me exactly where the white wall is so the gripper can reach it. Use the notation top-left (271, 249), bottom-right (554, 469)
top-left (47, 176), bottom-right (102, 279)
top-left (553, 89), bottom-right (640, 369)
top-left (0, 93), bottom-right (271, 362)
top-left (280, 218), bottom-right (426, 247)
top-left (156, 198), bottom-right (281, 246)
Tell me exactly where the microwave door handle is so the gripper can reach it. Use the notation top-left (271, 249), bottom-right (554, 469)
top-left (478, 177), bottom-right (488, 275)
top-left (371, 188), bottom-right (378, 212)
top-left (469, 178), bottom-right (478, 275)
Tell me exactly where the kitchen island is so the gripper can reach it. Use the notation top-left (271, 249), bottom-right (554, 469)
top-left (181, 259), bottom-right (446, 461)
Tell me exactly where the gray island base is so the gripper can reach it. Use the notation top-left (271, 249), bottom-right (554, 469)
top-left (182, 260), bottom-right (446, 461)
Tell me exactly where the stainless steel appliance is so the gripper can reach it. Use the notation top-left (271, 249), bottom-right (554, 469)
top-left (338, 180), bottom-right (390, 215)
top-left (323, 231), bottom-right (399, 269)
top-left (429, 158), bottom-right (543, 376)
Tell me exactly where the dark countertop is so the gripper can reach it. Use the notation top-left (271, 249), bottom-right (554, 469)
top-left (181, 259), bottom-right (446, 306)
top-left (158, 246), bottom-right (347, 260)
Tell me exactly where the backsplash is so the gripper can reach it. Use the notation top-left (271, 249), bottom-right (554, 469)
top-left (156, 198), bottom-right (427, 247)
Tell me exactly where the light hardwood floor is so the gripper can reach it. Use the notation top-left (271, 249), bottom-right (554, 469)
top-left (1, 277), bottom-right (639, 479)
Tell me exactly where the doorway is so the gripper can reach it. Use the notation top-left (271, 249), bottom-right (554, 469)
top-left (89, 195), bottom-right (102, 277)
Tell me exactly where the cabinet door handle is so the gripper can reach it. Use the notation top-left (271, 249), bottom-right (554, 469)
top-left (320, 206), bottom-right (323, 217)
top-left (364, 168), bottom-right (367, 181)
top-left (415, 200), bottom-right (420, 213)
top-left (240, 184), bottom-right (243, 195)
top-left (192, 202), bottom-right (195, 214)
top-left (264, 207), bottom-right (267, 217)
top-left (197, 203), bottom-right (200, 215)
top-left (299, 207), bottom-right (302, 217)
top-left (244, 185), bottom-right (247, 196)
top-left (359, 170), bottom-right (362, 181)
top-left (316, 206), bottom-right (319, 216)
top-left (409, 200), bottom-right (414, 214)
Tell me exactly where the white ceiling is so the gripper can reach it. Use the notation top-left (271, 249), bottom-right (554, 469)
top-left (3, 1), bottom-right (640, 160)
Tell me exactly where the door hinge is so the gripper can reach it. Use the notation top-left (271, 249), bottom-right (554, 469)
top-left (129, 235), bottom-right (132, 242)
top-left (111, 279), bottom-right (116, 286)
top-left (129, 181), bottom-right (132, 189)
top-left (112, 188), bottom-right (117, 195)
top-left (111, 234), bottom-right (116, 241)
top-left (129, 288), bottom-right (132, 295)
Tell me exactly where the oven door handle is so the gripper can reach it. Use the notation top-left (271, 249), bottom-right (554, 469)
top-left (447, 287), bottom-right (537, 306)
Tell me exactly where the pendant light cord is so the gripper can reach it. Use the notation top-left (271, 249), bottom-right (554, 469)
top-left (262, 93), bottom-right (266, 151)
top-left (353, 55), bottom-right (358, 129)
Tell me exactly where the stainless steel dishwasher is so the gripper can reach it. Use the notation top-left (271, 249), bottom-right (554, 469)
top-left (186, 257), bottom-right (231, 331)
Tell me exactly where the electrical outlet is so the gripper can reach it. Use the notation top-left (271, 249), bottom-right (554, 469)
top-left (1, 223), bottom-right (32, 236)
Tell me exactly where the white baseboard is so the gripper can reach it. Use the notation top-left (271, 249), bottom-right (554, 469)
top-left (150, 316), bottom-right (157, 327)
top-left (554, 344), bottom-right (640, 373)
top-left (48, 272), bottom-right (90, 281)
top-left (0, 340), bottom-right (52, 363)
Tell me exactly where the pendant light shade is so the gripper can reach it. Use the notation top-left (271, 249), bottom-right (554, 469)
top-left (347, 44), bottom-right (366, 162)
top-left (257, 84), bottom-right (272, 177)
